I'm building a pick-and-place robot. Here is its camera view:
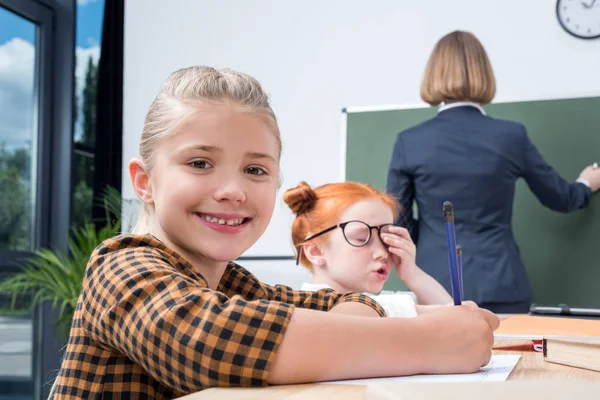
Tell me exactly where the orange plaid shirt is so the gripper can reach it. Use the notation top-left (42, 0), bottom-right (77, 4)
top-left (50, 234), bottom-right (385, 398)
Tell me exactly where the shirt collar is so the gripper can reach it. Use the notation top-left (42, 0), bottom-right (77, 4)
top-left (438, 101), bottom-right (487, 116)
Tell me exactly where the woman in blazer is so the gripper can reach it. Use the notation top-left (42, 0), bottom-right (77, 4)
top-left (386, 31), bottom-right (600, 313)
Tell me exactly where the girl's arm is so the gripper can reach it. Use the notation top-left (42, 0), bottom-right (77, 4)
top-left (403, 266), bottom-right (453, 305)
top-left (383, 226), bottom-right (452, 305)
top-left (269, 303), bottom-right (499, 384)
top-left (85, 241), bottom-right (495, 392)
top-left (85, 246), bottom-right (385, 393)
top-left (328, 301), bottom-right (381, 317)
top-left (415, 300), bottom-right (478, 315)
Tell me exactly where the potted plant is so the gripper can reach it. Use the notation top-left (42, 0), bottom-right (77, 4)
top-left (0, 187), bottom-right (129, 337)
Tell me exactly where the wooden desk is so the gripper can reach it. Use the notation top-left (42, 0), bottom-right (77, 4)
top-left (180, 340), bottom-right (600, 399)
top-left (493, 339), bottom-right (600, 381)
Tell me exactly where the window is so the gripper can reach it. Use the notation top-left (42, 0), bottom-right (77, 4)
top-left (0, 0), bottom-right (76, 398)
top-left (1, 0), bottom-right (109, 396)
top-left (0, 6), bottom-right (41, 396)
top-left (72, 0), bottom-right (105, 229)
top-left (0, 5), bottom-right (37, 253)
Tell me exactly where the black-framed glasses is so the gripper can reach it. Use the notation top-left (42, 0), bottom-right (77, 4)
top-left (295, 220), bottom-right (396, 265)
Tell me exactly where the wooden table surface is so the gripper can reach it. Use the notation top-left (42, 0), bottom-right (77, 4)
top-left (179, 314), bottom-right (600, 399)
top-left (180, 339), bottom-right (600, 399)
top-left (492, 339), bottom-right (600, 381)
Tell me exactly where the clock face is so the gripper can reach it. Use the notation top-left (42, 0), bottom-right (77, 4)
top-left (557, 0), bottom-right (600, 39)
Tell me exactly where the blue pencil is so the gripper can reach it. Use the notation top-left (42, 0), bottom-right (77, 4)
top-left (443, 201), bottom-right (462, 305)
top-left (456, 245), bottom-right (463, 301)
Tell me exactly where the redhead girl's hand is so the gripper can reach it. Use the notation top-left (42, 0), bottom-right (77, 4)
top-left (381, 226), bottom-right (418, 284)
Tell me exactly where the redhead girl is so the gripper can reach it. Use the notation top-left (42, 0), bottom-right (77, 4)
top-left (285, 181), bottom-right (453, 318)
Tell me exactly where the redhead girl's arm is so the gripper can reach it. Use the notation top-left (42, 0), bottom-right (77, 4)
top-left (383, 226), bottom-right (452, 305)
top-left (403, 266), bottom-right (453, 305)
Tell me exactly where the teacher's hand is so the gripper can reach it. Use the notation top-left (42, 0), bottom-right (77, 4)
top-left (578, 164), bottom-right (600, 191)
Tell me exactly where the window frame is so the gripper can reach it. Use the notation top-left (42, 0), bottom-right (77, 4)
top-left (0, 0), bottom-right (74, 398)
top-left (0, 0), bottom-right (72, 267)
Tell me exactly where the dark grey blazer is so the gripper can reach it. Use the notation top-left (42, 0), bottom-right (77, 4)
top-left (386, 105), bottom-right (591, 306)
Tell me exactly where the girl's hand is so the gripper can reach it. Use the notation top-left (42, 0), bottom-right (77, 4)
top-left (381, 226), bottom-right (418, 284)
top-left (415, 303), bottom-right (498, 374)
top-left (417, 301), bottom-right (479, 315)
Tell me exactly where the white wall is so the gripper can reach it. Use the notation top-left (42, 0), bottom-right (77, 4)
top-left (123, 0), bottom-right (600, 284)
top-left (236, 259), bottom-right (312, 288)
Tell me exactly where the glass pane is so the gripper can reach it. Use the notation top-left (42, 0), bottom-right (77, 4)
top-left (0, 279), bottom-right (33, 382)
top-left (0, 6), bottom-right (36, 393)
top-left (74, 0), bottom-right (104, 147)
top-left (72, 152), bottom-right (94, 228)
top-left (0, 6), bottom-right (36, 252)
top-left (71, 0), bottom-right (104, 230)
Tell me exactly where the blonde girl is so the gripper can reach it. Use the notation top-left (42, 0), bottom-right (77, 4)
top-left (51, 66), bottom-right (498, 398)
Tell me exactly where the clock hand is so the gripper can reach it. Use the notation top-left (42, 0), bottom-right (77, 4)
top-left (581, 0), bottom-right (596, 8)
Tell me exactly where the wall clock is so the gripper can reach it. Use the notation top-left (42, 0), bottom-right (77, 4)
top-left (556, 0), bottom-right (600, 39)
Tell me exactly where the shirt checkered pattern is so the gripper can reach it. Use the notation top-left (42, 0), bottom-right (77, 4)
top-left (50, 234), bottom-right (386, 399)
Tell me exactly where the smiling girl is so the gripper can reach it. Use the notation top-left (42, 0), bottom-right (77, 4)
top-left (51, 66), bottom-right (498, 398)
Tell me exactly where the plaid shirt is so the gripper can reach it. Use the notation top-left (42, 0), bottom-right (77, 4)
top-left (50, 234), bottom-right (385, 399)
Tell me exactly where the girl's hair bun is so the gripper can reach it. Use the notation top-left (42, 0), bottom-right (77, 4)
top-left (283, 182), bottom-right (317, 215)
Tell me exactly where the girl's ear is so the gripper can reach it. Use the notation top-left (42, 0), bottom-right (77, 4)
top-left (129, 158), bottom-right (154, 205)
top-left (303, 242), bottom-right (325, 267)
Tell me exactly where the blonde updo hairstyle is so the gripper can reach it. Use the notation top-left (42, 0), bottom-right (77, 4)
top-left (132, 66), bottom-right (282, 234)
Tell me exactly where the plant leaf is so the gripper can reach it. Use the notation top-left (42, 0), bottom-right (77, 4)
top-left (0, 185), bottom-right (124, 337)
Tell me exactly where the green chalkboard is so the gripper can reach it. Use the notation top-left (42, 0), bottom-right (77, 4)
top-left (345, 97), bottom-right (600, 307)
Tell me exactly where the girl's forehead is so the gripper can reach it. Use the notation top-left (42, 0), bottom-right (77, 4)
top-left (339, 199), bottom-right (393, 223)
top-left (159, 110), bottom-right (280, 157)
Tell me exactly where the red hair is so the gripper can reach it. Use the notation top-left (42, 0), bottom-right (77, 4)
top-left (283, 181), bottom-right (400, 269)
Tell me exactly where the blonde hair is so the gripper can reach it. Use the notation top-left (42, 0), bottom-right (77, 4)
top-left (420, 31), bottom-right (496, 106)
top-left (283, 182), bottom-right (400, 269)
top-left (132, 66), bottom-right (281, 234)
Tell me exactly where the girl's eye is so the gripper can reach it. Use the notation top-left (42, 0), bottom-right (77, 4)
top-left (245, 166), bottom-right (267, 176)
top-left (190, 160), bottom-right (212, 169)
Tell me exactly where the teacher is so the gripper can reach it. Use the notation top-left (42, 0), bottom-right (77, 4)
top-left (386, 31), bottom-right (600, 313)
